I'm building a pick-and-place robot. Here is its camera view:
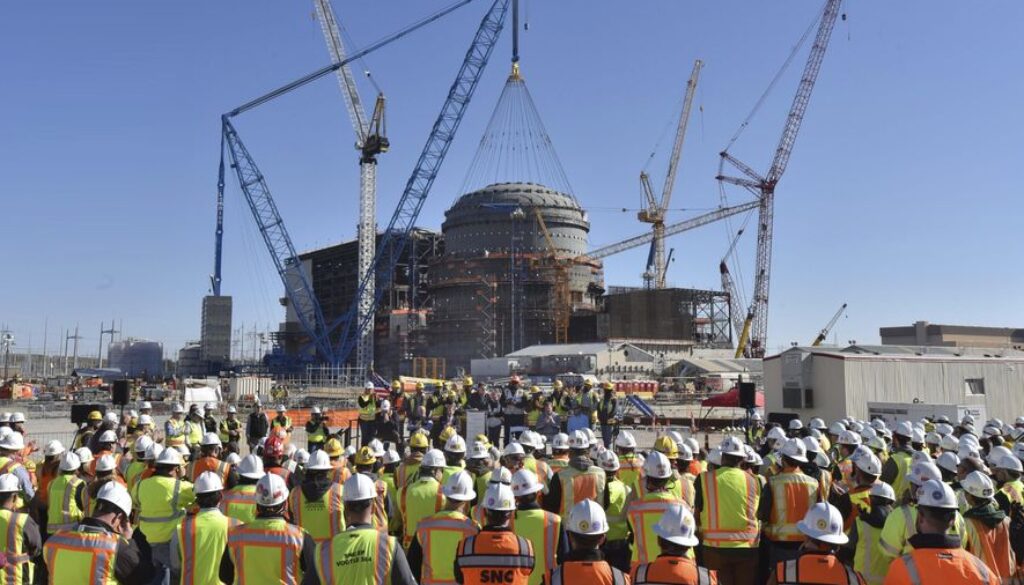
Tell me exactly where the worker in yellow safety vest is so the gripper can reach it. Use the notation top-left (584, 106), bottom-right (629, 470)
top-left (849, 482), bottom-right (896, 585)
top-left (0, 473), bottom-right (41, 585)
top-left (879, 461), bottom-right (968, 565)
top-left (313, 472), bottom-right (418, 585)
top-left (222, 472), bottom-right (315, 584)
top-left (189, 432), bottom-right (235, 488)
top-left (358, 383), bottom-right (379, 446)
top-left (221, 454), bottom-right (264, 525)
top-left (287, 450), bottom-right (346, 544)
top-left (511, 468), bottom-right (567, 585)
top-left (354, 446), bottom-right (391, 531)
top-left (543, 430), bottom-right (606, 517)
top-left (46, 451), bottom-right (87, 535)
top-left (879, 422), bottom-right (915, 500)
top-left (133, 444), bottom-right (196, 583)
top-left (613, 430), bottom-right (644, 496)
top-left (695, 436), bottom-right (761, 585)
top-left (596, 449), bottom-right (631, 572)
top-left (185, 405), bottom-right (205, 452)
top-left (306, 406), bottom-right (329, 453)
top-left (0, 432), bottom-right (34, 502)
top-left (272, 404), bottom-right (294, 435)
top-left (165, 403), bottom-right (188, 447)
top-left (122, 435), bottom-right (153, 494)
top-left (960, 470), bottom-right (1017, 582)
top-left (626, 451), bottom-right (686, 568)
top-left (993, 452), bottom-right (1024, 514)
top-left (407, 470), bottom-right (479, 585)
top-left (759, 438), bottom-right (821, 566)
top-left (397, 432), bottom-right (429, 489)
top-left (322, 438), bottom-right (352, 485)
top-left (170, 471), bottom-right (239, 585)
top-left (219, 405), bottom-right (244, 453)
top-left (399, 448), bottom-right (447, 549)
top-left (520, 431), bottom-right (552, 490)
top-left (832, 430), bottom-right (862, 491)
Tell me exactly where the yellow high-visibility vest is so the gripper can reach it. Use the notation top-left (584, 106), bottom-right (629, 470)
top-left (315, 526), bottom-right (394, 585)
top-left (627, 491), bottom-right (684, 564)
top-left (697, 466), bottom-right (761, 549)
top-left (415, 511), bottom-right (478, 585)
top-left (177, 508), bottom-right (238, 585)
top-left (511, 508), bottom-right (560, 585)
top-left (0, 509), bottom-right (30, 585)
top-left (287, 484), bottom-right (345, 543)
top-left (46, 474), bottom-right (85, 533)
top-left (228, 518), bottom-right (306, 585)
top-left (400, 477), bottom-right (445, 548)
top-left (133, 475), bottom-right (196, 544)
top-left (43, 528), bottom-right (119, 585)
top-left (220, 484), bottom-right (260, 524)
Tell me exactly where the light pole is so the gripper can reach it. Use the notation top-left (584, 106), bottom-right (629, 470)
top-left (2, 333), bottom-right (14, 382)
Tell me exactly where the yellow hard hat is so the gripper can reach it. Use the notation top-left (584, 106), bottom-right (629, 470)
top-left (553, 380), bottom-right (564, 390)
top-left (415, 382), bottom-right (425, 390)
top-left (391, 380), bottom-right (402, 390)
top-left (439, 426), bottom-right (457, 442)
top-left (654, 435), bottom-right (679, 460)
top-left (475, 434), bottom-right (491, 448)
top-left (324, 438), bottom-right (344, 458)
top-left (583, 379), bottom-right (594, 388)
top-left (355, 446), bottom-right (377, 466)
top-left (601, 381), bottom-right (614, 391)
top-left (88, 410), bottom-right (103, 421)
top-left (410, 432), bottom-right (429, 449)
top-left (530, 386), bottom-right (541, 394)
top-left (463, 376), bottom-right (474, 387)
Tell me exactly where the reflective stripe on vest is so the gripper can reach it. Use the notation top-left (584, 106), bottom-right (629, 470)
top-left (511, 509), bottom-right (559, 585)
top-left (316, 528), bottom-right (392, 585)
top-left (766, 471), bottom-right (819, 542)
top-left (417, 514), bottom-right (478, 585)
top-left (627, 494), bottom-right (683, 564)
top-left (179, 510), bottom-right (237, 585)
top-left (400, 477), bottom-right (445, 548)
top-left (777, 556), bottom-right (859, 585)
top-left (288, 484), bottom-right (345, 543)
top-left (605, 479), bottom-right (629, 541)
top-left (633, 561), bottom-right (713, 585)
top-left (966, 516), bottom-right (1014, 579)
top-left (898, 550), bottom-right (993, 585)
top-left (47, 474), bottom-right (84, 533)
top-left (1, 510), bottom-right (30, 585)
top-left (558, 467), bottom-right (605, 516)
top-left (550, 563), bottom-right (626, 585)
top-left (228, 521), bottom-right (305, 585)
top-left (699, 467), bottom-right (760, 548)
top-left (138, 478), bottom-right (183, 522)
top-left (221, 485), bottom-right (259, 524)
top-left (43, 529), bottom-right (119, 585)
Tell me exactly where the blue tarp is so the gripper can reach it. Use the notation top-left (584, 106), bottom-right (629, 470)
top-left (627, 395), bottom-right (656, 419)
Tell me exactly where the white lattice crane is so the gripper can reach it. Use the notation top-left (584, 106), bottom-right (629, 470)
top-left (313, 0), bottom-right (389, 375)
top-left (639, 59), bottom-right (703, 289)
top-left (718, 0), bottom-right (843, 357)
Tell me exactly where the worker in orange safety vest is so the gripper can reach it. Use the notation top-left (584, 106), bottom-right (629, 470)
top-left (630, 503), bottom-right (718, 585)
top-left (766, 502), bottom-right (865, 585)
top-left (546, 499), bottom-right (629, 585)
top-left (454, 482), bottom-right (535, 585)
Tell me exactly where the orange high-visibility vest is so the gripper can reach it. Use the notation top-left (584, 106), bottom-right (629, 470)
top-left (632, 556), bottom-right (718, 585)
top-left (765, 468), bottom-right (820, 542)
top-left (885, 547), bottom-right (996, 585)
top-left (190, 456), bottom-right (231, 484)
top-left (547, 560), bottom-right (628, 585)
top-left (772, 553), bottom-right (864, 584)
top-left (697, 466), bottom-right (760, 549)
top-left (964, 515), bottom-right (1016, 581)
top-left (455, 530), bottom-right (535, 585)
top-left (556, 466), bottom-right (605, 516)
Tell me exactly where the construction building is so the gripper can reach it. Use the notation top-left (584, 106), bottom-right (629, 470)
top-left (200, 295), bottom-right (232, 373)
top-left (880, 321), bottom-right (1024, 350)
top-left (107, 338), bottom-right (164, 379)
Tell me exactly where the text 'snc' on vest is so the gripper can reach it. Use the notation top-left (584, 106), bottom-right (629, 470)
top-left (698, 466), bottom-right (760, 549)
top-left (456, 531), bottom-right (535, 585)
top-left (632, 557), bottom-right (717, 585)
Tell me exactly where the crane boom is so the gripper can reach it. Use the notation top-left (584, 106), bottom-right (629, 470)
top-left (313, 0), bottom-right (369, 143)
top-left (324, 0), bottom-right (511, 365)
top-left (660, 59), bottom-right (703, 211)
top-left (721, 0), bottom-right (842, 357)
top-left (589, 200), bottom-right (759, 260)
top-left (811, 302), bottom-right (847, 346)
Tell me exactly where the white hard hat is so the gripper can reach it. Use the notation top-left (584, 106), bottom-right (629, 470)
top-left (75, 447), bottom-right (93, 464)
top-left (551, 433), bottom-right (570, 450)
top-left (917, 479), bottom-right (958, 509)
top-left (0, 473), bottom-right (19, 493)
top-left (598, 450), bottom-right (620, 472)
top-left (98, 430), bottom-right (117, 443)
top-left (588, 443), bottom-right (605, 461)
top-left (936, 452), bottom-right (960, 475)
top-left (894, 421), bottom-right (914, 439)
top-left (195, 471), bottom-right (225, 494)
top-left (174, 444), bottom-right (191, 461)
top-left (1013, 443), bottom-right (1024, 462)
top-left (908, 461), bottom-right (941, 487)
top-left (422, 449), bottom-right (446, 468)
top-left (566, 499), bottom-right (608, 535)
top-left (751, 412), bottom-right (763, 422)
top-left (855, 452), bottom-right (882, 476)
top-left (97, 481), bottom-right (133, 517)
top-left (306, 450), bottom-right (333, 471)
top-left (367, 439), bottom-right (386, 458)
top-left (911, 429), bottom-right (926, 444)
top-left (104, 412), bottom-right (118, 424)
top-left (935, 423), bottom-right (954, 436)
top-left (482, 481), bottom-right (516, 511)
top-left (849, 421), bottom-right (864, 433)
top-left (988, 446), bottom-right (1014, 467)
top-left (983, 425), bottom-right (1002, 438)
top-left (140, 401), bottom-right (153, 410)
top-left (238, 454), bottom-right (265, 479)
top-left (788, 418), bottom-right (804, 431)
top-left (343, 445), bottom-right (357, 458)
top-left (128, 410), bottom-right (138, 418)
top-left (311, 406), bottom-right (321, 415)
top-left (518, 431), bottom-right (541, 450)
top-left (838, 430), bottom-right (862, 446)
top-left (747, 450), bottom-right (763, 467)
top-left (227, 406), bottom-right (237, 414)
top-left (276, 404), bottom-right (287, 412)
top-left (940, 435), bottom-right (959, 452)
top-left (925, 432), bottom-right (942, 446)
top-left (568, 431), bottom-right (589, 450)
top-left (859, 427), bottom-right (878, 442)
top-left (708, 446), bottom-right (723, 466)
top-left (343, 473), bottom-right (378, 503)
top-left (144, 443), bottom-right (163, 462)
top-left (293, 449), bottom-right (310, 465)
top-left (444, 435), bottom-right (467, 454)
top-left (796, 502), bottom-right (848, 545)
top-left (643, 451), bottom-right (673, 479)
top-left (138, 414), bottom-right (154, 426)
top-left (0, 432), bottom-right (24, 451)
top-left (364, 381), bottom-right (375, 390)
top-left (814, 451), bottom-right (831, 469)
top-left (256, 473), bottom-right (289, 506)
top-left (95, 454), bottom-right (117, 473)
top-left (828, 422), bottom-right (846, 436)
top-left (200, 432), bottom-right (222, 447)
top-left (225, 453), bottom-right (242, 465)
top-left (767, 427), bottom-right (786, 442)
top-left (963, 470), bottom-right (996, 500)
top-left (677, 443), bottom-right (693, 462)
top-left (869, 481), bottom-right (896, 502)
top-left (156, 447), bottom-right (184, 467)
top-left (383, 449), bottom-right (401, 466)
top-left (44, 440), bottom-right (66, 457)
top-left (468, 442), bottom-right (490, 460)
top-left (958, 445), bottom-right (981, 461)
top-left (502, 442), bottom-right (525, 458)
top-left (172, 403), bottom-right (185, 414)
top-left (684, 438), bottom-right (699, 454)
top-left (511, 469), bottom-right (543, 497)
top-left (59, 451), bottom-right (82, 472)
top-left (379, 400), bottom-right (391, 412)
top-left (10, 412), bottom-right (25, 423)
top-left (780, 438), bottom-right (808, 463)
top-left (582, 428), bottom-right (597, 446)
top-left (802, 436), bottom-right (823, 454)
top-left (443, 470), bottom-right (477, 502)
top-left (997, 454), bottom-right (1024, 473)
top-left (911, 450), bottom-right (933, 465)
top-left (719, 436), bottom-right (746, 458)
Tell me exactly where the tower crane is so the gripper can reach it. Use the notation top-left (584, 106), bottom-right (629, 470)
top-left (718, 0), bottom-right (843, 358)
top-left (638, 60), bottom-right (703, 289)
top-left (313, 0), bottom-right (389, 376)
top-left (719, 227), bottom-right (748, 341)
top-left (811, 302), bottom-right (847, 346)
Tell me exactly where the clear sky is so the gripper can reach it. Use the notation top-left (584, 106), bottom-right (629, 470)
top-left (3, 1), bottom-right (1023, 360)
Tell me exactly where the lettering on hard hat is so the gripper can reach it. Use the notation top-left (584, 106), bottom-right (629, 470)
top-left (480, 570), bottom-right (515, 583)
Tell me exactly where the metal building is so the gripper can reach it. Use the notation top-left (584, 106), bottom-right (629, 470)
top-left (108, 338), bottom-right (164, 379)
top-left (428, 182), bottom-right (604, 372)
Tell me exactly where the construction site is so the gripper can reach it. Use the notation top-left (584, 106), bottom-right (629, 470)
top-left (172, 0), bottom-right (852, 389)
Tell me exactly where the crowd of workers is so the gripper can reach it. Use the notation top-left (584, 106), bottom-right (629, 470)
top-left (0, 378), bottom-right (1020, 585)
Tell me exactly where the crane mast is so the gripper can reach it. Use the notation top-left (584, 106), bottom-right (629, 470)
top-left (811, 302), bottom-right (847, 346)
top-left (720, 0), bottom-right (842, 358)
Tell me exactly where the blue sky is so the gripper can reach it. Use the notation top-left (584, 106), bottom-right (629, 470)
top-left (2, 1), bottom-right (1023, 359)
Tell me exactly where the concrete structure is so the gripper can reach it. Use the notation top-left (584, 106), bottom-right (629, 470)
top-left (429, 183), bottom-right (604, 372)
top-left (176, 342), bottom-right (204, 378)
top-left (880, 321), bottom-right (1024, 350)
top-left (764, 345), bottom-right (1024, 422)
top-left (107, 339), bottom-right (164, 379)
top-left (472, 340), bottom-right (685, 380)
top-left (599, 287), bottom-right (731, 348)
top-left (200, 295), bottom-right (232, 373)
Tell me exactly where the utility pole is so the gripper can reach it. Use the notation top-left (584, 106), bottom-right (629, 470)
top-left (1, 328), bottom-right (14, 383)
top-left (42, 318), bottom-right (48, 377)
top-left (99, 320), bottom-right (118, 368)
top-left (71, 324), bottom-right (81, 371)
